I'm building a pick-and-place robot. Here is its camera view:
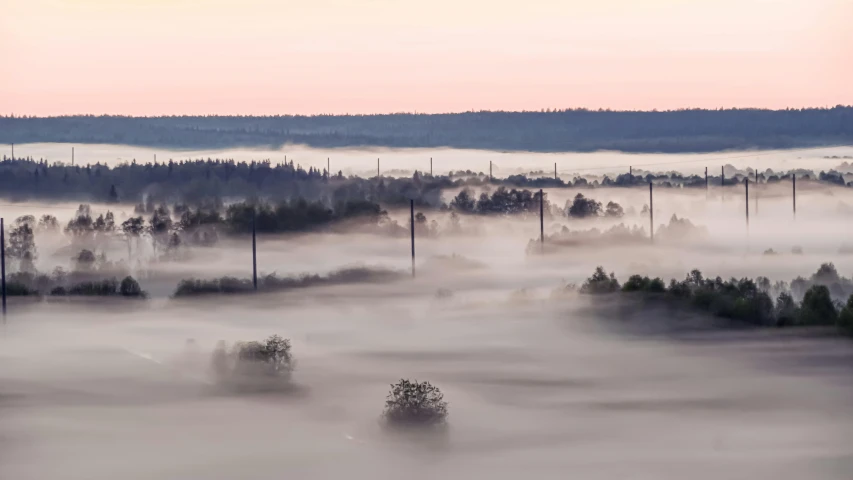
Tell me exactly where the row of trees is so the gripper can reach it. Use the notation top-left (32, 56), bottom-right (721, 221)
top-left (579, 265), bottom-right (853, 335)
top-left (0, 155), bottom-right (849, 205)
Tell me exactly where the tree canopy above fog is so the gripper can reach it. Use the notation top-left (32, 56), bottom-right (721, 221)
top-left (2, 107), bottom-right (853, 152)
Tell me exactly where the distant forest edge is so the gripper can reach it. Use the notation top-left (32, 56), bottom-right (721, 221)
top-left (2, 107), bottom-right (853, 153)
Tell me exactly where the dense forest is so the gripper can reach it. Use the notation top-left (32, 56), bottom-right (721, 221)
top-left (0, 155), bottom-right (847, 205)
top-left (2, 107), bottom-right (853, 153)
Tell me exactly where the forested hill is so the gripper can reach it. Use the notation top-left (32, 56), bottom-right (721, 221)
top-left (2, 107), bottom-right (853, 153)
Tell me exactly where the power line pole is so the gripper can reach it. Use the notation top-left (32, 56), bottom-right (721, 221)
top-left (539, 189), bottom-right (544, 253)
top-left (252, 208), bottom-right (258, 291)
top-left (745, 178), bottom-right (750, 230)
top-left (1, 218), bottom-right (6, 322)
top-left (793, 174), bottom-right (797, 219)
top-left (410, 199), bottom-right (415, 278)
top-left (430, 157), bottom-right (433, 176)
top-left (377, 158), bottom-right (380, 177)
top-left (554, 163), bottom-right (557, 181)
top-left (649, 182), bottom-right (654, 244)
top-left (754, 168), bottom-right (758, 215)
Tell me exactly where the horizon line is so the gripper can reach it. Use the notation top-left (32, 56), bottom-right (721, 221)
top-left (4, 105), bottom-right (853, 119)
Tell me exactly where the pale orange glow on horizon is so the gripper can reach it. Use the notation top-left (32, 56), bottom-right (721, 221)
top-left (1, 0), bottom-right (851, 115)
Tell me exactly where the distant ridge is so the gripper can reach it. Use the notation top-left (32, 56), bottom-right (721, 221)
top-left (2, 107), bottom-right (852, 153)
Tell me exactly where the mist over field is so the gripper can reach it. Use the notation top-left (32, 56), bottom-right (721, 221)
top-left (3, 145), bottom-right (853, 479)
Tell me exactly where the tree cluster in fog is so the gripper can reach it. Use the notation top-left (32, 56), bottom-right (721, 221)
top-left (3, 107), bottom-right (852, 152)
top-left (579, 265), bottom-right (853, 336)
top-left (212, 335), bottom-right (295, 390)
top-left (528, 214), bottom-right (707, 253)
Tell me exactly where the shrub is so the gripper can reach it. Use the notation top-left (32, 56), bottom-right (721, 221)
top-left (119, 276), bottom-right (145, 297)
top-left (68, 278), bottom-right (118, 296)
top-left (383, 379), bottom-right (448, 427)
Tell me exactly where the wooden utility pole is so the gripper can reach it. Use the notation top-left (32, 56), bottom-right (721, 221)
top-left (430, 157), bottom-right (433, 176)
top-left (252, 208), bottom-right (258, 291)
top-left (410, 200), bottom-right (415, 278)
top-left (793, 175), bottom-right (797, 219)
top-left (554, 163), bottom-right (557, 181)
top-left (754, 169), bottom-right (758, 215)
top-left (1, 218), bottom-right (6, 321)
top-left (649, 182), bottom-right (654, 243)
top-left (539, 189), bottom-right (545, 252)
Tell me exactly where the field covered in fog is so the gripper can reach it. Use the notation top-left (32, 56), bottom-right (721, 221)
top-left (3, 144), bottom-right (853, 479)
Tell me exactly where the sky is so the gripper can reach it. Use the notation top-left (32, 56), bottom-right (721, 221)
top-left (1, 0), bottom-right (851, 115)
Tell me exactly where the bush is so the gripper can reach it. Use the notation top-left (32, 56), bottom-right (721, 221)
top-left (119, 276), bottom-right (145, 297)
top-left (68, 278), bottom-right (118, 296)
top-left (383, 379), bottom-right (448, 427)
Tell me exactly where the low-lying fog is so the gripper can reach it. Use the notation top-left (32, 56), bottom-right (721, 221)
top-left (7, 142), bottom-right (853, 177)
top-left (3, 148), bottom-right (853, 479)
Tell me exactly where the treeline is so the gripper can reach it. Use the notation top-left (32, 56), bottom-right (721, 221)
top-left (173, 267), bottom-right (402, 297)
top-left (578, 264), bottom-right (853, 336)
top-left (1, 155), bottom-right (849, 205)
top-left (2, 107), bottom-right (852, 152)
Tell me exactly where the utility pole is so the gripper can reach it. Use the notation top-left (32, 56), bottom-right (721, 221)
top-left (430, 157), bottom-right (433, 176)
top-left (410, 199), bottom-right (415, 278)
top-left (754, 168), bottom-right (758, 215)
top-left (377, 158), bottom-right (380, 177)
top-left (252, 208), bottom-right (258, 291)
top-left (539, 189), bottom-right (544, 253)
top-left (72, 147), bottom-right (75, 166)
top-left (649, 182), bottom-right (654, 244)
top-left (793, 175), bottom-right (797, 219)
top-left (745, 178), bottom-right (750, 229)
top-left (554, 163), bottom-right (557, 181)
top-left (1, 218), bottom-right (6, 322)
top-left (10, 143), bottom-right (13, 160)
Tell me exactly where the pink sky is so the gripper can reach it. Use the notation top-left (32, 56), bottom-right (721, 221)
top-left (2, 0), bottom-right (851, 115)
